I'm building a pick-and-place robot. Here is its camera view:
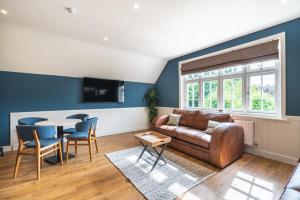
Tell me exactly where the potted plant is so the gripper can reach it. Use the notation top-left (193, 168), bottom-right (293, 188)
top-left (144, 87), bottom-right (159, 123)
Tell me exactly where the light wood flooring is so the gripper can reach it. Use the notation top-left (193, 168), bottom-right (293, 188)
top-left (0, 131), bottom-right (294, 200)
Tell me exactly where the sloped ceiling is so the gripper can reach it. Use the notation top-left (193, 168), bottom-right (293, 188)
top-left (0, 0), bottom-right (300, 83)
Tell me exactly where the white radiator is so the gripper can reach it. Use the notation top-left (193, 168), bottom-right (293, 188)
top-left (234, 120), bottom-right (255, 146)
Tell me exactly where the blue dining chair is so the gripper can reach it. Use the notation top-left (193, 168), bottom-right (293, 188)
top-left (66, 117), bottom-right (99, 162)
top-left (64, 114), bottom-right (89, 134)
top-left (14, 125), bottom-right (63, 180)
top-left (18, 117), bottom-right (48, 125)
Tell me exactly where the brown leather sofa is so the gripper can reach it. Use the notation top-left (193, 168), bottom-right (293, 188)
top-left (280, 159), bottom-right (300, 199)
top-left (151, 109), bottom-right (244, 168)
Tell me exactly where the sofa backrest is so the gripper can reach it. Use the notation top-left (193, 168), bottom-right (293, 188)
top-left (173, 109), bottom-right (197, 127)
top-left (193, 111), bottom-right (233, 130)
top-left (173, 109), bottom-right (233, 130)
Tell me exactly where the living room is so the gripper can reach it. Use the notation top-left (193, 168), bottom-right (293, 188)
top-left (0, 1), bottom-right (300, 200)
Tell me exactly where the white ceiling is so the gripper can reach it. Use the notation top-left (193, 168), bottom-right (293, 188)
top-left (0, 0), bottom-right (300, 82)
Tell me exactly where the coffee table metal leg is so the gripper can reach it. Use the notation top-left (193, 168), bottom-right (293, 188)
top-left (151, 143), bottom-right (168, 171)
top-left (152, 146), bottom-right (167, 164)
top-left (137, 144), bottom-right (148, 162)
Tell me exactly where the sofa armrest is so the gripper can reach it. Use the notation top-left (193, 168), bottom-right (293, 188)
top-left (150, 115), bottom-right (169, 130)
top-left (209, 123), bottom-right (244, 168)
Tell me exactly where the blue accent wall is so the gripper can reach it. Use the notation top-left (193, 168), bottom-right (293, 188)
top-left (156, 18), bottom-right (300, 116)
top-left (0, 71), bottom-right (153, 145)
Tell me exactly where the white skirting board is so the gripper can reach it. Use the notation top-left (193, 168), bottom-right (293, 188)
top-left (158, 107), bottom-right (300, 165)
top-left (7, 107), bottom-right (149, 151)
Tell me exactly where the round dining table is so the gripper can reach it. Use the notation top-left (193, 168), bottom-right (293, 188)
top-left (35, 119), bottom-right (81, 165)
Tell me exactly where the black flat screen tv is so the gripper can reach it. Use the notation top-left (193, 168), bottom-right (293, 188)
top-left (83, 78), bottom-right (124, 103)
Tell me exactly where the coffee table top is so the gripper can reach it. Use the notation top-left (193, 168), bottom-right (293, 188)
top-left (135, 131), bottom-right (171, 147)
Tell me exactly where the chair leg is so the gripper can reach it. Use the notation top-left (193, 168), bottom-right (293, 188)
top-left (88, 140), bottom-right (92, 162)
top-left (36, 151), bottom-right (41, 180)
top-left (13, 153), bottom-right (21, 178)
top-left (75, 141), bottom-right (78, 156)
top-left (66, 140), bottom-right (70, 164)
top-left (40, 157), bottom-right (43, 167)
top-left (94, 138), bottom-right (99, 154)
top-left (58, 143), bottom-right (63, 165)
top-left (53, 146), bottom-right (56, 155)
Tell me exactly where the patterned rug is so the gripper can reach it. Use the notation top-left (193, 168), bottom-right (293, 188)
top-left (106, 146), bottom-right (216, 200)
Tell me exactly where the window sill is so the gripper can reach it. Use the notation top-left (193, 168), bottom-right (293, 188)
top-left (230, 113), bottom-right (287, 121)
top-left (183, 107), bottom-right (287, 121)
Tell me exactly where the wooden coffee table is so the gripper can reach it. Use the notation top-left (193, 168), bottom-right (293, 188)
top-left (135, 131), bottom-right (171, 171)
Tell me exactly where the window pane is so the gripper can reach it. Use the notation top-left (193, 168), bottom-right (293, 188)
top-left (186, 82), bottom-right (199, 108)
top-left (262, 60), bottom-right (278, 69)
top-left (193, 83), bottom-right (199, 107)
top-left (249, 74), bottom-right (276, 112)
top-left (223, 66), bottom-right (243, 75)
top-left (248, 62), bottom-right (262, 71)
top-left (203, 80), bottom-right (218, 109)
top-left (203, 70), bottom-right (219, 78)
top-left (262, 74), bottom-right (275, 111)
top-left (250, 75), bottom-right (262, 111)
top-left (223, 77), bottom-right (243, 110)
top-left (223, 79), bottom-right (233, 109)
top-left (184, 73), bottom-right (201, 81)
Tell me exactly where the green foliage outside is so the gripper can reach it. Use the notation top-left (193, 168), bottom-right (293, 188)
top-left (186, 74), bottom-right (275, 112)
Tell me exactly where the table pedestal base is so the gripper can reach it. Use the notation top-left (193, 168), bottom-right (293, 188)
top-left (45, 153), bottom-right (75, 165)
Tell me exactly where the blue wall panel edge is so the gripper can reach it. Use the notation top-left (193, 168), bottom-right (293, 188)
top-left (0, 71), bottom-right (154, 145)
top-left (155, 18), bottom-right (300, 116)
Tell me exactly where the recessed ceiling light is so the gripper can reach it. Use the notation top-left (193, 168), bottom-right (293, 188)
top-left (133, 3), bottom-right (140, 10)
top-left (280, 0), bottom-right (287, 4)
top-left (157, 52), bottom-right (161, 56)
top-left (1, 9), bottom-right (8, 15)
top-left (63, 7), bottom-right (77, 14)
top-left (104, 37), bottom-right (108, 41)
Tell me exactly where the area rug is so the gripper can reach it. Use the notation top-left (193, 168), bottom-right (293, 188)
top-left (105, 146), bottom-right (216, 200)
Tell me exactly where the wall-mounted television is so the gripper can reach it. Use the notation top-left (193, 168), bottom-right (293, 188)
top-left (83, 77), bottom-right (124, 103)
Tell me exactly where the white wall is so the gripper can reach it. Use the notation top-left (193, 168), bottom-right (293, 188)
top-left (0, 23), bottom-right (166, 83)
top-left (8, 107), bottom-right (149, 151)
top-left (159, 107), bottom-right (300, 165)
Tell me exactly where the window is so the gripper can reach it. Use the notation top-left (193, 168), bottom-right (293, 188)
top-left (186, 82), bottom-right (199, 108)
top-left (223, 77), bottom-right (243, 110)
top-left (182, 59), bottom-right (280, 116)
top-left (249, 74), bottom-right (276, 112)
top-left (203, 80), bottom-right (218, 109)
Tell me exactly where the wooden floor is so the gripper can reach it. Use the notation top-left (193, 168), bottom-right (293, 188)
top-left (0, 131), bottom-right (294, 200)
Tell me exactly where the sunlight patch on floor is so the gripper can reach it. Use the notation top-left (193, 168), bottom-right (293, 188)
top-left (150, 171), bottom-right (168, 183)
top-left (181, 191), bottom-right (203, 200)
top-left (168, 182), bottom-right (187, 196)
top-left (224, 171), bottom-right (274, 200)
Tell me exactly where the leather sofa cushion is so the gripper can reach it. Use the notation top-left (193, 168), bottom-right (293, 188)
top-left (286, 163), bottom-right (300, 192)
top-left (281, 189), bottom-right (300, 200)
top-left (156, 125), bottom-right (178, 137)
top-left (173, 109), bottom-right (197, 127)
top-left (157, 125), bottom-right (189, 138)
top-left (176, 128), bottom-right (211, 149)
top-left (193, 110), bottom-right (233, 130)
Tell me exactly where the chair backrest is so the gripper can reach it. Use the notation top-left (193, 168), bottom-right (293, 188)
top-left (66, 114), bottom-right (89, 121)
top-left (16, 125), bottom-right (56, 142)
top-left (75, 117), bottom-right (98, 133)
top-left (88, 117), bottom-right (98, 132)
top-left (75, 120), bottom-right (93, 132)
top-left (18, 117), bottom-right (48, 125)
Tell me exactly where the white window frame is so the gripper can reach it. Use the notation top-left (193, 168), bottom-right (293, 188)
top-left (246, 70), bottom-right (279, 114)
top-left (202, 78), bottom-right (219, 110)
top-left (184, 81), bottom-right (200, 108)
top-left (178, 32), bottom-right (286, 119)
top-left (222, 75), bottom-right (244, 112)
